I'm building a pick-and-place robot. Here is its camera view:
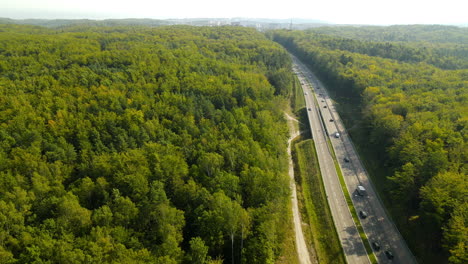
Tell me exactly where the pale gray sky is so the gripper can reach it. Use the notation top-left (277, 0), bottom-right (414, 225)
top-left (1, 0), bottom-right (467, 25)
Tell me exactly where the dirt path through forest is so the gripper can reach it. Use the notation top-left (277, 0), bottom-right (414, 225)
top-left (285, 112), bottom-right (316, 264)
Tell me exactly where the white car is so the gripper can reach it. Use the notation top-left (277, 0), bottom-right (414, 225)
top-left (304, 92), bottom-right (308, 95)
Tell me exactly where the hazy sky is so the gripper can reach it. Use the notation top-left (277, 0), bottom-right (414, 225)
top-left (1, 0), bottom-right (467, 25)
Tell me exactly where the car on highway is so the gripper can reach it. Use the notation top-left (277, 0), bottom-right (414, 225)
top-left (359, 211), bottom-right (367, 219)
top-left (323, 105), bottom-right (327, 108)
top-left (357, 185), bottom-right (367, 196)
top-left (305, 92), bottom-right (308, 95)
top-left (372, 241), bottom-right (381, 251)
top-left (334, 132), bottom-right (340, 138)
top-left (321, 100), bottom-right (325, 102)
top-left (344, 157), bottom-right (350, 162)
top-left (385, 250), bottom-right (394, 260)
top-left (329, 119), bottom-right (334, 122)
top-left (308, 108), bottom-right (311, 111)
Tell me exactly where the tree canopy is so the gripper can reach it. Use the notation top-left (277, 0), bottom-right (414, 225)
top-left (0, 24), bottom-right (294, 263)
top-left (271, 27), bottom-right (467, 263)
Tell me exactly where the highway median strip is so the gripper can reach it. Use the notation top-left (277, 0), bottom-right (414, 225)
top-left (296, 62), bottom-right (376, 263)
top-left (327, 138), bottom-right (378, 264)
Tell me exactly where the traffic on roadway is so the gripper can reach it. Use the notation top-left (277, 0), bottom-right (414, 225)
top-left (293, 59), bottom-right (370, 264)
top-left (292, 54), bottom-right (417, 264)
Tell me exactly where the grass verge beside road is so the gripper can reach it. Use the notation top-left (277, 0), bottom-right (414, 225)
top-left (292, 76), bottom-right (305, 112)
top-left (277, 199), bottom-right (300, 264)
top-left (292, 138), bottom-right (346, 264)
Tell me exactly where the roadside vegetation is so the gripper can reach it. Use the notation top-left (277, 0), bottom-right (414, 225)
top-left (272, 26), bottom-right (467, 264)
top-left (292, 76), bottom-right (306, 112)
top-left (276, 204), bottom-right (300, 264)
top-left (290, 70), bottom-right (346, 264)
top-left (292, 138), bottom-right (346, 264)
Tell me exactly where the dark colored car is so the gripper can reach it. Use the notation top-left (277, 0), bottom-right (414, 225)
top-left (344, 157), bottom-right (350, 163)
top-left (359, 210), bottom-right (367, 219)
top-left (308, 108), bottom-right (312, 111)
top-left (329, 119), bottom-right (334, 122)
top-left (385, 250), bottom-right (394, 260)
top-left (323, 105), bottom-right (327, 108)
top-left (372, 242), bottom-right (381, 251)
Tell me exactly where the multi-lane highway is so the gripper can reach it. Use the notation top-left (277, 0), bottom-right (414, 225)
top-left (293, 59), bottom-right (370, 264)
top-left (292, 55), bottom-right (417, 264)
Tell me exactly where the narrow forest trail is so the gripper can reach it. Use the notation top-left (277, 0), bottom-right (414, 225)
top-left (285, 112), bottom-right (316, 264)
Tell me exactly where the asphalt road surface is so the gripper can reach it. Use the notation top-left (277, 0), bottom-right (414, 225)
top-left (292, 55), bottom-right (417, 264)
top-left (293, 58), bottom-right (370, 264)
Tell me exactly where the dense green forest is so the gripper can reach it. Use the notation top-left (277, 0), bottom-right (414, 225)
top-left (309, 25), bottom-right (468, 44)
top-left (0, 24), bottom-right (295, 263)
top-left (271, 27), bottom-right (467, 264)
top-left (297, 25), bottom-right (468, 70)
